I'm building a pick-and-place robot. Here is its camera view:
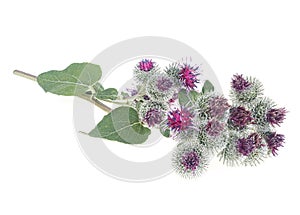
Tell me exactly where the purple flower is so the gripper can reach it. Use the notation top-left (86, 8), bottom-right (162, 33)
top-left (167, 108), bottom-right (193, 132)
top-left (209, 96), bottom-right (230, 118)
top-left (231, 74), bottom-right (251, 92)
top-left (236, 133), bottom-right (263, 156)
top-left (173, 144), bottom-right (208, 178)
top-left (206, 119), bottom-right (225, 137)
top-left (179, 64), bottom-right (200, 90)
top-left (138, 59), bottom-right (155, 72)
top-left (143, 109), bottom-right (163, 127)
top-left (181, 150), bottom-right (200, 172)
top-left (229, 106), bottom-right (253, 129)
top-left (266, 108), bottom-right (287, 127)
top-left (156, 76), bottom-right (173, 91)
top-left (248, 133), bottom-right (263, 148)
top-left (265, 132), bottom-right (285, 156)
top-left (236, 137), bottom-right (255, 156)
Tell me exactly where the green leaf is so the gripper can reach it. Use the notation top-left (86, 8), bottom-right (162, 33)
top-left (37, 63), bottom-right (102, 96)
top-left (178, 89), bottom-right (200, 106)
top-left (160, 127), bottom-right (170, 138)
top-left (95, 88), bottom-right (118, 100)
top-left (93, 82), bottom-right (104, 92)
top-left (189, 90), bottom-right (200, 102)
top-left (89, 107), bottom-right (151, 144)
top-left (202, 80), bottom-right (214, 94)
top-left (178, 89), bottom-right (189, 106)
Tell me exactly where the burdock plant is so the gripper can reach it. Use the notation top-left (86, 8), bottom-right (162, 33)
top-left (13, 59), bottom-right (287, 178)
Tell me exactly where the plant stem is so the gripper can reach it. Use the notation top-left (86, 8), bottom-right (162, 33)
top-left (13, 70), bottom-right (112, 113)
top-left (13, 70), bottom-right (37, 81)
top-left (102, 99), bottom-right (131, 105)
top-left (79, 94), bottom-right (112, 112)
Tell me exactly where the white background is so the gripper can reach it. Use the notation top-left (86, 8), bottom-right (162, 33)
top-left (1, 0), bottom-right (299, 214)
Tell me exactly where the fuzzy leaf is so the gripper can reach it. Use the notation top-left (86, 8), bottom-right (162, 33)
top-left (89, 107), bottom-right (151, 144)
top-left (178, 89), bottom-right (200, 106)
top-left (202, 80), bottom-right (214, 94)
top-left (93, 82), bottom-right (104, 92)
top-left (189, 90), bottom-right (200, 102)
top-left (160, 127), bottom-right (171, 138)
top-left (95, 88), bottom-right (118, 100)
top-left (178, 89), bottom-right (189, 106)
top-left (37, 63), bottom-right (102, 96)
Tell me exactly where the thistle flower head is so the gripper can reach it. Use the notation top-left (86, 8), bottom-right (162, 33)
top-left (208, 96), bottom-right (230, 118)
top-left (172, 143), bottom-right (208, 178)
top-left (179, 64), bottom-right (200, 90)
top-left (143, 109), bottom-right (163, 127)
top-left (181, 150), bottom-right (200, 172)
top-left (146, 74), bottom-right (176, 101)
top-left (139, 101), bottom-right (167, 128)
top-left (236, 137), bottom-right (255, 156)
top-left (264, 132), bottom-right (285, 156)
top-left (239, 133), bottom-right (267, 166)
top-left (230, 75), bottom-right (263, 103)
top-left (134, 59), bottom-right (158, 83)
top-left (156, 75), bottom-right (173, 91)
top-left (231, 74), bottom-right (251, 92)
top-left (266, 108), bottom-right (287, 127)
top-left (229, 106), bottom-right (253, 129)
top-left (167, 107), bottom-right (193, 132)
top-left (138, 59), bottom-right (155, 72)
top-left (206, 119), bottom-right (225, 137)
top-left (165, 63), bottom-right (180, 79)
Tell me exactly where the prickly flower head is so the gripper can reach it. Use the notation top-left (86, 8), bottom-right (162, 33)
top-left (236, 137), bottom-right (255, 156)
top-left (266, 108), bottom-right (287, 127)
top-left (229, 106), bottom-right (253, 129)
top-left (205, 119), bottom-right (225, 137)
top-left (178, 64), bottom-right (200, 90)
top-left (231, 74), bottom-right (251, 92)
top-left (139, 101), bottom-right (167, 128)
top-left (264, 132), bottom-right (285, 156)
top-left (134, 59), bottom-right (157, 83)
top-left (167, 107), bottom-right (194, 132)
top-left (138, 59), bottom-right (155, 72)
top-left (172, 143), bottom-right (208, 178)
top-left (230, 75), bottom-right (263, 103)
top-left (208, 96), bottom-right (230, 118)
top-left (146, 74), bottom-right (176, 101)
top-left (143, 109), bottom-right (163, 127)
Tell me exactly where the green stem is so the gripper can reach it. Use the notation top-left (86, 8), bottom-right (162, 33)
top-left (101, 99), bottom-right (132, 106)
top-left (13, 70), bottom-right (112, 113)
top-left (80, 94), bottom-right (112, 112)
